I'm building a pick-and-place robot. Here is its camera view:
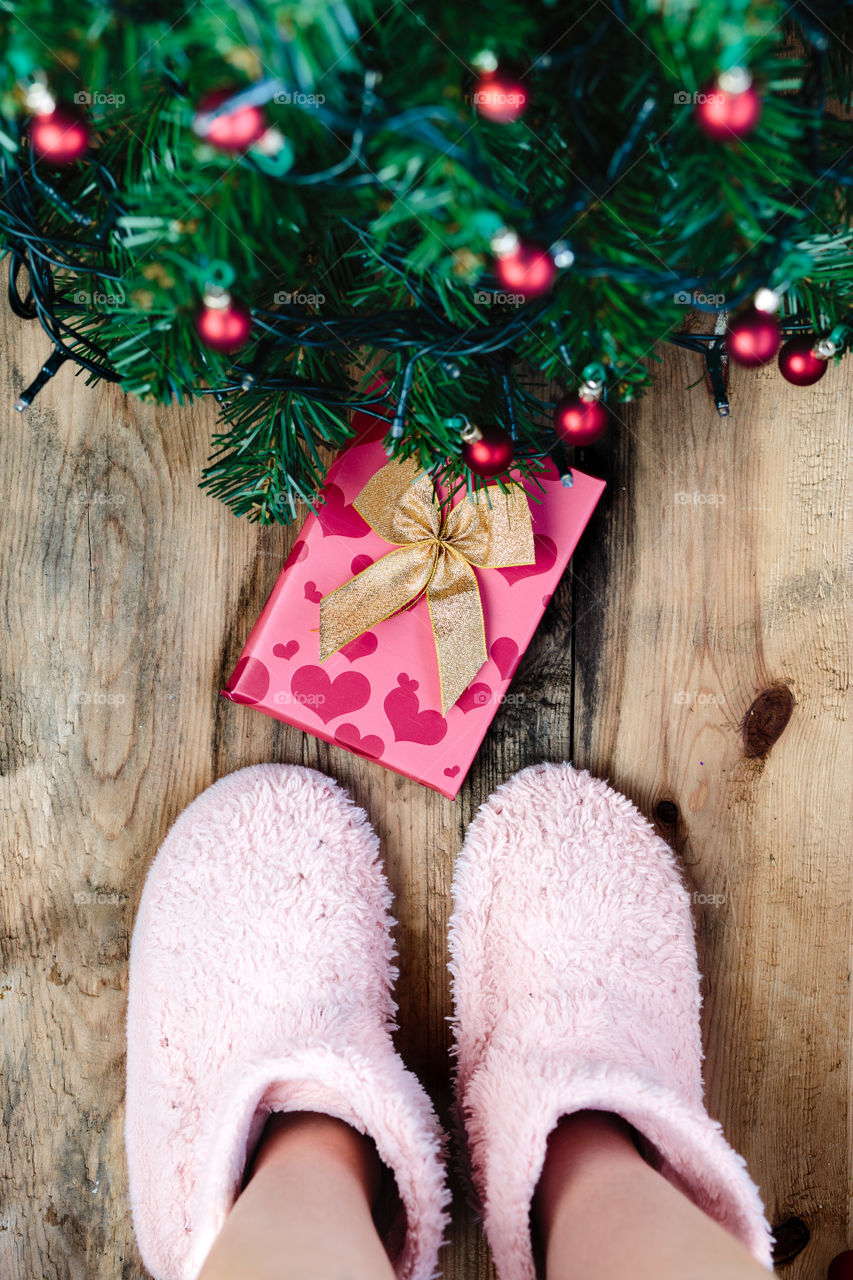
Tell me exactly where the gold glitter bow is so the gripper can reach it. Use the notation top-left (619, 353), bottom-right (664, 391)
top-left (319, 457), bottom-right (535, 713)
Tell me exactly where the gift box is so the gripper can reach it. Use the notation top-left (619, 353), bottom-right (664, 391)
top-left (223, 414), bottom-right (605, 798)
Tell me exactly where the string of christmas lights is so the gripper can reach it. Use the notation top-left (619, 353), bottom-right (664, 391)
top-left (0, 0), bottom-right (851, 519)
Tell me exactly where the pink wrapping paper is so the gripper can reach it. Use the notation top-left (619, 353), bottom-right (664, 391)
top-left (223, 413), bottom-right (605, 798)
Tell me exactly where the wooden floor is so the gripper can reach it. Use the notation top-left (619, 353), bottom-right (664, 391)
top-left (0, 301), bottom-right (850, 1280)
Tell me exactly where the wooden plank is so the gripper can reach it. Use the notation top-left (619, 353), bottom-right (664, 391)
top-left (572, 341), bottom-right (852, 1280)
top-left (0, 318), bottom-right (288, 1277)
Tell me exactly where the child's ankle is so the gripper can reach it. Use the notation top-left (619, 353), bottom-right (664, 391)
top-left (247, 1111), bottom-right (384, 1206)
top-left (533, 1111), bottom-right (645, 1237)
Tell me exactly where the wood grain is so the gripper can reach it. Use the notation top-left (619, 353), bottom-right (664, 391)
top-left (573, 344), bottom-right (852, 1278)
top-left (0, 304), bottom-right (849, 1280)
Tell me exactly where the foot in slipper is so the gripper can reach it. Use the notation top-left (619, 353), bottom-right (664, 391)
top-left (448, 761), bottom-right (772, 1280)
top-left (126, 764), bottom-right (449, 1280)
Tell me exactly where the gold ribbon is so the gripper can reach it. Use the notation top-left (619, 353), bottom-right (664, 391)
top-left (319, 457), bottom-right (536, 713)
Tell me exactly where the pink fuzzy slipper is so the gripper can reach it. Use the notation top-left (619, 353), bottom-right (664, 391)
top-left (448, 762), bottom-right (773, 1280)
top-left (126, 764), bottom-right (448, 1280)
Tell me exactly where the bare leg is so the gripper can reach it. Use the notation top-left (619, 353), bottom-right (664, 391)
top-left (533, 1111), bottom-right (770, 1280)
top-left (198, 1111), bottom-right (396, 1280)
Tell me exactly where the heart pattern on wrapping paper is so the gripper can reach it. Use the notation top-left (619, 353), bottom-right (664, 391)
top-left (316, 484), bottom-right (370, 539)
top-left (497, 534), bottom-right (557, 585)
top-left (384, 674), bottom-right (447, 745)
top-left (334, 722), bottom-right (385, 760)
top-left (283, 539), bottom-right (308, 569)
top-left (340, 632), bottom-right (379, 663)
top-left (272, 641), bottom-right (299, 660)
top-left (490, 637), bottom-right (519, 681)
top-left (350, 554), bottom-right (374, 576)
top-left (304, 581), bottom-right (323, 603)
top-left (456, 682), bottom-right (492, 714)
top-left (290, 666), bottom-right (370, 725)
top-left (444, 765), bottom-right (461, 778)
top-left (225, 656), bottom-right (270, 705)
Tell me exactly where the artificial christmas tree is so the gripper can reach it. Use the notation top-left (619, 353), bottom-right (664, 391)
top-left (0, 0), bottom-right (851, 522)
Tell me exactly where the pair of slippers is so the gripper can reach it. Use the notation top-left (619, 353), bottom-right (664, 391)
top-left (125, 762), bottom-right (772, 1279)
